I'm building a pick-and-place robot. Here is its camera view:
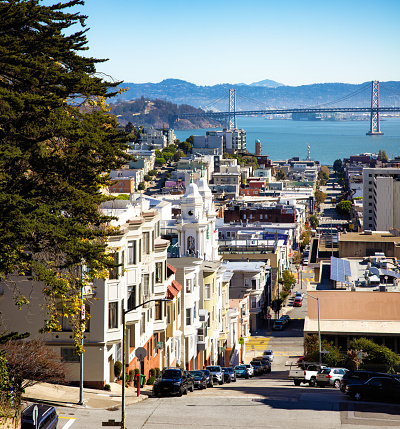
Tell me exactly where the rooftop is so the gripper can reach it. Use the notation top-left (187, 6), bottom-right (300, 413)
top-left (339, 231), bottom-right (400, 243)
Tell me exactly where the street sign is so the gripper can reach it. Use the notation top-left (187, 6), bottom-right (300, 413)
top-left (267, 314), bottom-right (271, 319)
top-left (238, 337), bottom-right (244, 345)
top-left (135, 347), bottom-right (147, 361)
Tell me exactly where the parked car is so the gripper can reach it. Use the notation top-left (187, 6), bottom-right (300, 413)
top-left (225, 366), bottom-right (237, 382)
top-left (259, 359), bottom-right (272, 373)
top-left (263, 350), bottom-right (274, 363)
top-left (280, 315), bottom-right (291, 325)
top-left (201, 369), bottom-right (214, 387)
top-left (340, 370), bottom-right (398, 393)
top-left (295, 292), bottom-right (304, 299)
top-left (21, 404), bottom-right (58, 429)
top-left (250, 360), bottom-right (264, 376)
top-left (316, 367), bottom-right (348, 388)
top-left (234, 365), bottom-right (249, 379)
top-left (206, 365), bottom-right (224, 385)
top-left (346, 376), bottom-right (400, 402)
top-left (221, 367), bottom-right (232, 383)
top-left (243, 364), bottom-right (254, 378)
top-left (273, 320), bottom-right (284, 330)
top-left (153, 368), bottom-right (190, 397)
top-left (293, 297), bottom-right (303, 307)
top-left (184, 370), bottom-right (195, 392)
top-left (188, 370), bottom-right (207, 390)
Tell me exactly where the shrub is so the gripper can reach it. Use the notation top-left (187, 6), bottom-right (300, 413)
top-left (104, 384), bottom-right (111, 391)
top-left (146, 376), bottom-right (156, 385)
top-left (144, 174), bottom-right (151, 182)
top-left (114, 361), bottom-right (122, 379)
top-left (149, 368), bottom-right (156, 377)
top-left (154, 367), bottom-right (161, 377)
top-left (138, 182), bottom-right (145, 191)
top-left (128, 370), bottom-right (135, 382)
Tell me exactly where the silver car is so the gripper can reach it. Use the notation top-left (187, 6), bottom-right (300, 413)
top-left (316, 367), bottom-right (348, 388)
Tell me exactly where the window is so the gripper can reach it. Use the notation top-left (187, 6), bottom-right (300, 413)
top-left (167, 304), bottom-right (171, 324)
top-left (138, 239), bottom-right (142, 262)
top-left (194, 301), bottom-right (197, 319)
top-left (186, 278), bottom-right (192, 293)
top-left (244, 279), bottom-right (249, 288)
top-left (143, 232), bottom-right (150, 254)
top-left (128, 286), bottom-right (136, 310)
top-left (251, 297), bottom-right (257, 308)
top-left (109, 252), bottom-right (119, 280)
top-left (155, 262), bottom-right (163, 283)
top-left (128, 241), bottom-right (136, 265)
top-left (186, 308), bottom-right (192, 326)
top-left (142, 274), bottom-right (150, 297)
top-left (173, 303), bottom-right (176, 321)
top-left (205, 283), bottom-right (211, 300)
top-left (57, 302), bottom-right (73, 332)
top-left (252, 279), bottom-right (257, 290)
top-left (140, 313), bottom-right (145, 335)
top-left (61, 348), bottom-right (80, 363)
top-left (108, 302), bottom-right (118, 329)
top-left (155, 300), bottom-right (162, 320)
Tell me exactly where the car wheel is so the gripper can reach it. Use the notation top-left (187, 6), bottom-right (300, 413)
top-left (309, 378), bottom-right (316, 387)
top-left (178, 387), bottom-right (183, 397)
top-left (333, 379), bottom-right (340, 389)
top-left (354, 392), bottom-right (362, 401)
top-left (219, 380), bottom-right (223, 385)
top-left (245, 374), bottom-right (249, 379)
top-left (183, 386), bottom-right (188, 395)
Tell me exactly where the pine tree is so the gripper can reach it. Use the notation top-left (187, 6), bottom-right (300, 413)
top-left (0, 0), bottom-right (131, 349)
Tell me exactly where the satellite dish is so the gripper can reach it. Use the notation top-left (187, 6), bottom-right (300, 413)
top-left (135, 347), bottom-right (147, 361)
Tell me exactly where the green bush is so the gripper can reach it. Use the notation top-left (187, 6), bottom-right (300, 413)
top-left (104, 384), bottom-right (111, 391)
top-left (146, 376), bottom-right (156, 385)
top-left (114, 361), bottom-right (122, 379)
top-left (144, 174), bottom-right (151, 182)
top-left (128, 370), bottom-right (135, 382)
top-left (148, 170), bottom-right (157, 176)
top-left (154, 367), bottom-right (161, 377)
top-left (138, 182), bottom-right (145, 191)
top-left (149, 368), bottom-right (156, 377)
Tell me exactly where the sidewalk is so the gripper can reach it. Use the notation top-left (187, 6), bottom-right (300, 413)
top-left (23, 382), bottom-right (152, 409)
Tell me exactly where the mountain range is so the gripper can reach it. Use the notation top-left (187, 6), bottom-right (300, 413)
top-left (112, 79), bottom-right (400, 112)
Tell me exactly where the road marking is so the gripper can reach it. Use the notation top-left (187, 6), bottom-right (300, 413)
top-left (59, 417), bottom-right (76, 428)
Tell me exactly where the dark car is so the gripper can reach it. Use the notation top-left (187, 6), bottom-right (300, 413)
top-left (189, 370), bottom-right (207, 390)
top-left (250, 360), bottom-right (264, 376)
top-left (21, 404), bottom-right (58, 429)
top-left (225, 366), bottom-right (236, 382)
top-left (221, 367), bottom-right (232, 383)
top-left (340, 370), bottom-right (396, 393)
top-left (201, 369), bottom-right (214, 387)
top-left (280, 315), bottom-right (291, 325)
top-left (153, 368), bottom-right (190, 397)
top-left (346, 376), bottom-right (400, 402)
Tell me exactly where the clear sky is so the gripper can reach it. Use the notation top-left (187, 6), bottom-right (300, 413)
top-left (59, 0), bottom-right (400, 87)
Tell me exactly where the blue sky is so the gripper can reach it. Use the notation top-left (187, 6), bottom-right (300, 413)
top-left (55, 0), bottom-right (400, 86)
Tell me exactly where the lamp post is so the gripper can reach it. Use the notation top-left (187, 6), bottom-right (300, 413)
top-left (304, 292), bottom-right (321, 366)
top-left (121, 298), bottom-right (170, 429)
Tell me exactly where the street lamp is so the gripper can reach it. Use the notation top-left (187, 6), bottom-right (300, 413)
top-left (303, 292), bottom-right (321, 366)
top-left (121, 298), bottom-right (170, 429)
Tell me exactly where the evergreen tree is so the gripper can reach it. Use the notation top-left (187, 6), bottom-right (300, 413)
top-left (0, 0), bottom-right (131, 350)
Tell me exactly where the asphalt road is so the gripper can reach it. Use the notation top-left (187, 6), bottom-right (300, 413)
top-left (56, 374), bottom-right (400, 429)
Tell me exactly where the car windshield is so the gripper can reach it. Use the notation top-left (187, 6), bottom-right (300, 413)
top-left (189, 371), bottom-right (203, 377)
top-left (162, 370), bottom-right (181, 379)
top-left (265, 351), bottom-right (272, 355)
top-left (235, 366), bottom-right (246, 370)
top-left (206, 366), bottom-right (220, 372)
top-left (319, 368), bottom-right (331, 374)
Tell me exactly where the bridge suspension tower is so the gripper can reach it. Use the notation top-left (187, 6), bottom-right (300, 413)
top-left (367, 80), bottom-right (383, 135)
top-left (228, 88), bottom-right (236, 130)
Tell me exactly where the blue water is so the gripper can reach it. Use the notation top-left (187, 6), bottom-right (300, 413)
top-left (174, 117), bottom-right (400, 165)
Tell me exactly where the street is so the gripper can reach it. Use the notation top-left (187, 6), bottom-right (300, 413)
top-left (56, 373), bottom-right (400, 429)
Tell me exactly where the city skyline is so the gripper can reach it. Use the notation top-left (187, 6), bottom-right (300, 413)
top-left (55, 0), bottom-right (400, 87)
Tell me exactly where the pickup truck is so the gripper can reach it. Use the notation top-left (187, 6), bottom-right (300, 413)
top-left (288, 362), bottom-right (324, 386)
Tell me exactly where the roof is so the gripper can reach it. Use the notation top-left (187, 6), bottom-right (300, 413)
top-left (223, 261), bottom-right (266, 272)
top-left (167, 280), bottom-right (182, 299)
top-left (339, 232), bottom-right (400, 243)
top-left (167, 263), bottom-right (177, 274)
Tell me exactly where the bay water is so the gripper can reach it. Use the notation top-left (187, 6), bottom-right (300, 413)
top-left (174, 116), bottom-right (400, 165)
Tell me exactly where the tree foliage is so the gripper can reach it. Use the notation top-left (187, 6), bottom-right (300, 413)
top-left (309, 215), bottom-right (319, 228)
top-left (275, 169), bottom-right (286, 181)
top-left (304, 335), bottom-right (343, 367)
top-left (3, 339), bottom-right (68, 404)
top-left (279, 270), bottom-right (296, 292)
top-left (333, 159), bottom-right (343, 172)
top-left (0, 0), bottom-right (131, 351)
top-left (377, 149), bottom-right (388, 161)
top-left (314, 189), bottom-right (327, 206)
top-left (336, 200), bottom-right (352, 217)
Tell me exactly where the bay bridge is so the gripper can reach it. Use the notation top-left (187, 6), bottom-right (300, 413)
top-left (175, 81), bottom-right (400, 135)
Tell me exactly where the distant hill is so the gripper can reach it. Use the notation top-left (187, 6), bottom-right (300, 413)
top-left (111, 79), bottom-right (400, 112)
top-left (110, 97), bottom-right (224, 130)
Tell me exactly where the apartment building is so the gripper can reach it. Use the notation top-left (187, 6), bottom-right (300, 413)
top-left (363, 167), bottom-right (400, 231)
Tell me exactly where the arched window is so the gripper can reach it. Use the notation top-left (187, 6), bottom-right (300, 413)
top-left (187, 236), bottom-right (195, 255)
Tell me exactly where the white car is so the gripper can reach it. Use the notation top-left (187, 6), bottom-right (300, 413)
top-left (263, 350), bottom-right (274, 362)
top-left (243, 364), bottom-right (254, 378)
